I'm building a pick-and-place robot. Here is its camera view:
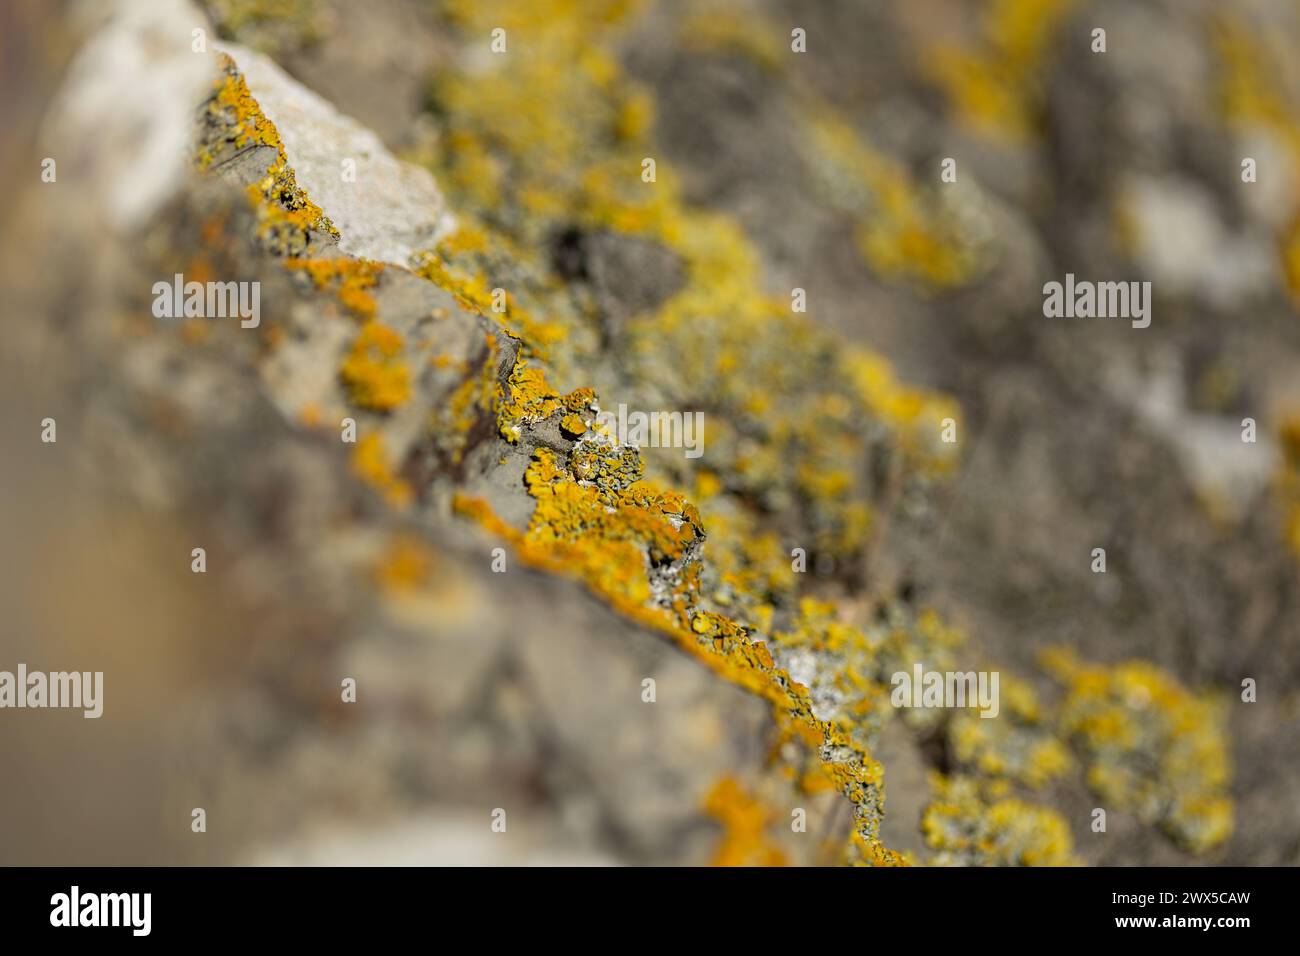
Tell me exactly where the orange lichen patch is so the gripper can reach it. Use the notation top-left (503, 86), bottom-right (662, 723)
top-left (432, 0), bottom-right (648, 216)
top-left (922, 774), bottom-right (1078, 867)
top-left (703, 776), bottom-right (788, 866)
top-left (246, 157), bottom-right (336, 255)
top-left (627, 237), bottom-right (953, 557)
top-left (414, 253), bottom-right (496, 315)
top-left (1041, 648), bottom-right (1233, 853)
top-left (203, 55), bottom-right (284, 160)
top-left (423, 0), bottom-right (968, 574)
top-left (559, 412), bottom-right (587, 436)
top-left (697, 516), bottom-right (791, 615)
top-left (495, 360), bottom-right (594, 442)
top-left (202, 57), bottom-right (337, 254)
top-left (435, 221), bottom-right (490, 256)
top-left (406, 0), bottom-right (1248, 866)
top-left (922, 0), bottom-right (1080, 142)
top-left (846, 353), bottom-right (961, 469)
top-left (350, 433), bottom-right (412, 508)
top-left (797, 761), bottom-right (841, 796)
top-left (340, 321), bottom-right (412, 411)
top-left (284, 256), bottom-right (384, 321)
top-left (526, 445), bottom-right (699, 565)
top-left (576, 160), bottom-right (686, 240)
top-left (773, 599), bottom-right (862, 659)
top-left (452, 452), bottom-right (904, 866)
top-left (414, 234), bottom-right (567, 355)
top-left (373, 535), bottom-right (437, 594)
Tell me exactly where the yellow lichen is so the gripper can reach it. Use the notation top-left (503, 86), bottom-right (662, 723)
top-left (1279, 415), bottom-right (1300, 556)
top-left (350, 433), bottom-right (412, 508)
top-left (703, 776), bottom-right (789, 866)
top-left (806, 111), bottom-right (985, 288)
top-left (922, 774), bottom-right (1078, 867)
top-left (418, 0), bottom-right (985, 862)
top-left (202, 57), bottom-right (337, 253)
top-left (678, 7), bottom-right (786, 73)
top-left (373, 535), bottom-right (436, 594)
top-left (340, 321), bottom-right (412, 412)
top-left (409, 0), bottom-right (1233, 866)
top-left (1041, 647), bottom-right (1233, 853)
top-left (495, 360), bottom-right (594, 443)
top-left (948, 674), bottom-right (1072, 789)
top-left (454, 474), bottom-right (905, 864)
top-left (559, 412), bottom-right (587, 436)
top-left (284, 256), bottom-right (384, 321)
top-left (922, 0), bottom-right (1081, 142)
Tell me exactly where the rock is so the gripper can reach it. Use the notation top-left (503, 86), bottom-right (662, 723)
top-left (217, 41), bottom-right (456, 266)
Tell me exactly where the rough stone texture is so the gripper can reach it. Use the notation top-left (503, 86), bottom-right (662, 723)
top-left (219, 41), bottom-right (457, 265)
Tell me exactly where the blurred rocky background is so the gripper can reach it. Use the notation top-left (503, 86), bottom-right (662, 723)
top-left (0, 0), bottom-right (1297, 866)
